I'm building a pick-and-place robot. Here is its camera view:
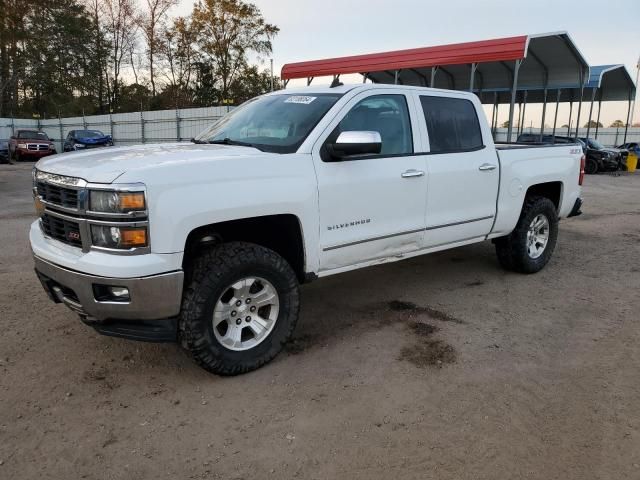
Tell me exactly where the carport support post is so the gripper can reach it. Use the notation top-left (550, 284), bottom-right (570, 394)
top-left (539, 88), bottom-right (548, 141)
top-left (519, 91), bottom-right (528, 137)
top-left (491, 92), bottom-right (498, 136)
top-left (469, 63), bottom-right (477, 92)
top-left (567, 100), bottom-right (573, 137)
top-left (430, 67), bottom-right (438, 88)
top-left (574, 69), bottom-right (586, 138)
top-left (586, 88), bottom-right (597, 139)
top-left (552, 89), bottom-right (561, 141)
top-left (595, 97), bottom-right (602, 139)
top-left (394, 70), bottom-right (399, 85)
top-left (623, 97), bottom-right (632, 143)
top-left (506, 60), bottom-right (521, 143)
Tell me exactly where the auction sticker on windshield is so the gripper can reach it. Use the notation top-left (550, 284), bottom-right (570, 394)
top-left (284, 96), bottom-right (317, 105)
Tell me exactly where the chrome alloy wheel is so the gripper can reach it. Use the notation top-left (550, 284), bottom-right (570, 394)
top-left (212, 277), bottom-right (280, 351)
top-left (527, 214), bottom-right (550, 259)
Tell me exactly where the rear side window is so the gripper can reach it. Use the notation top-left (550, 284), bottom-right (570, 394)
top-left (419, 96), bottom-right (483, 153)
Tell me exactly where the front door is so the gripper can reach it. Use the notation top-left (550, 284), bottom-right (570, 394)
top-left (312, 91), bottom-right (428, 272)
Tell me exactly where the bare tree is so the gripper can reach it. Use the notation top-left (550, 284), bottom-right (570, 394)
top-left (138, 0), bottom-right (177, 97)
top-left (160, 16), bottom-right (196, 101)
top-left (101, 0), bottom-right (139, 109)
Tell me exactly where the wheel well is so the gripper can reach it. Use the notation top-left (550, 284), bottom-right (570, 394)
top-left (183, 214), bottom-right (306, 283)
top-left (525, 182), bottom-right (562, 210)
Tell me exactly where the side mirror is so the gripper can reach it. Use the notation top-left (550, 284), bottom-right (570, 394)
top-left (326, 131), bottom-right (382, 160)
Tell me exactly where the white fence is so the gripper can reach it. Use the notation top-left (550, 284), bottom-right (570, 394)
top-left (2, 106), bottom-right (639, 152)
top-left (0, 106), bottom-right (233, 152)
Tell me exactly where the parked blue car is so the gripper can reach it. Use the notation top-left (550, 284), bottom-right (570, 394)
top-left (63, 129), bottom-right (113, 152)
top-left (617, 142), bottom-right (639, 156)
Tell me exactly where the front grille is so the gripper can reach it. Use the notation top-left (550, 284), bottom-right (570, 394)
top-left (40, 213), bottom-right (83, 247)
top-left (28, 143), bottom-right (49, 151)
top-left (37, 181), bottom-right (79, 209)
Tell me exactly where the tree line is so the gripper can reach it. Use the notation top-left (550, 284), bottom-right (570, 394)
top-left (0, 0), bottom-right (280, 118)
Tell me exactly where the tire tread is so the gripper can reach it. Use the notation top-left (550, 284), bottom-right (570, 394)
top-left (179, 242), bottom-right (299, 376)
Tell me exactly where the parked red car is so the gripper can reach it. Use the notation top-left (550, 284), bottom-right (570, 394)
top-left (9, 130), bottom-right (56, 162)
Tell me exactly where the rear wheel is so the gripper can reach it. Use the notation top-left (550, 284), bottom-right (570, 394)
top-left (494, 196), bottom-right (559, 274)
top-left (179, 241), bottom-right (300, 376)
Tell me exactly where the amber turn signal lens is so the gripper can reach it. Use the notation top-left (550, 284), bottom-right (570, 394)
top-left (120, 228), bottom-right (147, 248)
top-left (118, 192), bottom-right (145, 211)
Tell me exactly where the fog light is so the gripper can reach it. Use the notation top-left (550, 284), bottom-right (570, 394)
top-left (93, 284), bottom-right (130, 302)
top-left (109, 286), bottom-right (130, 300)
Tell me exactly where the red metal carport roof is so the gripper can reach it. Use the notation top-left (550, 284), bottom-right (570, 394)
top-left (281, 35), bottom-right (528, 80)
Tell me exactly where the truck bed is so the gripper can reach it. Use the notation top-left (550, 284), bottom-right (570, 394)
top-left (495, 142), bottom-right (580, 150)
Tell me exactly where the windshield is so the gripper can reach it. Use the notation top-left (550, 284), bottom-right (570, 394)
top-left (195, 93), bottom-right (343, 153)
top-left (584, 138), bottom-right (605, 149)
top-left (18, 131), bottom-right (48, 140)
top-left (76, 130), bottom-right (104, 138)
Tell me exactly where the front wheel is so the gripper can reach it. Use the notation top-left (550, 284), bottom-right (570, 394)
top-left (494, 196), bottom-right (559, 274)
top-left (584, 158), bottom-right (598, 174)
top-left (179, 242), bottom-right (300, 376)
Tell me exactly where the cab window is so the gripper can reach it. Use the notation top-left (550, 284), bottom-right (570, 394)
top-left (420, 96), bottom-right (483, 153)
top-left (329, 94), bottom-right (413, 156)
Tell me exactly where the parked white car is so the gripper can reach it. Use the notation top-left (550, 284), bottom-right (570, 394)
top-left (31, 84), bottom-right (584, 375)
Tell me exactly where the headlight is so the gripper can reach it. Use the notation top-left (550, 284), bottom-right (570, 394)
top-left (73, 143), bottom-right (86, 149)
top-left (17, 143), bottom-right (27, 148)
top-left (89, 190), bottom-right (146, 214)
top-left (91, 225), bottom-right (148, 249)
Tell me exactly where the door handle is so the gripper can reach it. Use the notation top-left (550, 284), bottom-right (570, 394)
top-left (478, 163), bottom-right (497, 171)
top-left (401, 169), bottom-right (425, 178)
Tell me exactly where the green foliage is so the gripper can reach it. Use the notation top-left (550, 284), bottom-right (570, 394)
top-left (0, 0), bottom-right (280, 117)
top-left (191, 0), bottom-right (279, 103)
top-left (583, 120), bottom-right (603, 128)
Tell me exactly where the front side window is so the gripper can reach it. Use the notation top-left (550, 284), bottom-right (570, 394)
top-left (420, 96), bottom-right (483, 153)
top-left (329, 94), bottom-right (413, 156)
top-left (195, 93), bottom-right (342, 154)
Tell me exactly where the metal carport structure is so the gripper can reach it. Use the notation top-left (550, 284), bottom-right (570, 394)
top-left (281, 32), bottom-right (590, 142)
top-left (479, 64), bottom-right (636, 143)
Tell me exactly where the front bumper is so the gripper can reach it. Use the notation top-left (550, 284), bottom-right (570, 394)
top-left (17, 149), bottom-right (55, 158)
top-left (34, 255), bottom-right (183, 322)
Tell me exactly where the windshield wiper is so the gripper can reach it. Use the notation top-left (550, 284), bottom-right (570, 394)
top-left (207, 138), bottom-right (260, 149)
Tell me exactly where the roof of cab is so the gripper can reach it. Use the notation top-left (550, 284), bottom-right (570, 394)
top-left (267, 83), bottom-right (478, 98)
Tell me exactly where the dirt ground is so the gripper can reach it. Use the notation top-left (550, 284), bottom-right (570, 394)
top-left (1, 162), bottom-right (639, 480)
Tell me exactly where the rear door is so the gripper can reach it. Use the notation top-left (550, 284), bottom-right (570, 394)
top-left (417, 94), bottom-right (499, 248)
top-left (312, 90), bottom-right (428, 272)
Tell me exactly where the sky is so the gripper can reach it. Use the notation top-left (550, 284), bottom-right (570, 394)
top-left (175, 0), bottom-right (640, 128)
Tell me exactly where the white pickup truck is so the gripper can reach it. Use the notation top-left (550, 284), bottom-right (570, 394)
top-left (31, 84), bottom-right (584, 375)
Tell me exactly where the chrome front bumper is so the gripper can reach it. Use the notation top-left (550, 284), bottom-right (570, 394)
top-left (34, 255), bottom-right (184, 321)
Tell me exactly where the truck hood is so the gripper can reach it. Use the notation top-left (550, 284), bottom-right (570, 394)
top-left (35, 143), bottom-right (266, 183)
